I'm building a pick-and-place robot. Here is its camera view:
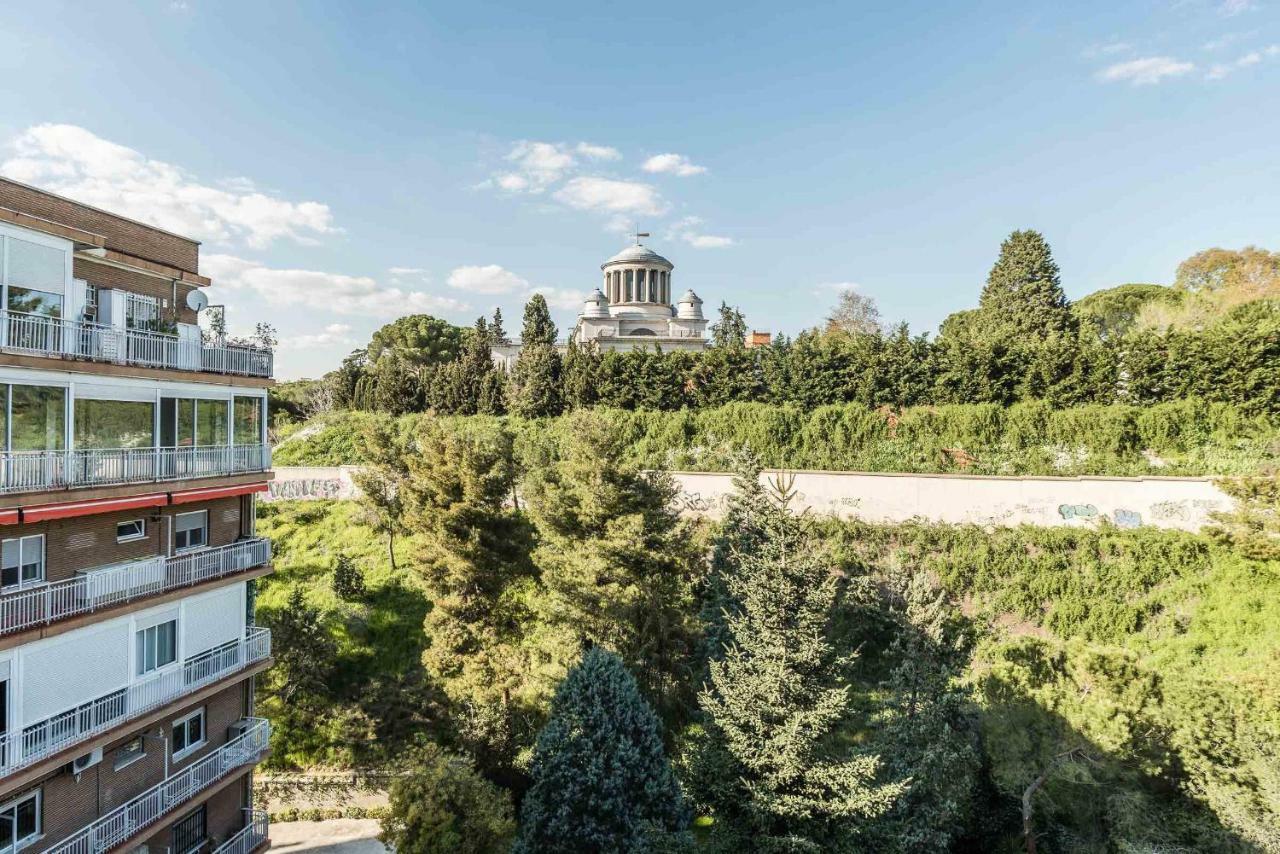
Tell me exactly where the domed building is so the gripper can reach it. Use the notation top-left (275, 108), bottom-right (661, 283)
top-left (571, 240), bottom-right (709, 352)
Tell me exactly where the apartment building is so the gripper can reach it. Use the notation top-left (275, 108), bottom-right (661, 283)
top-left (0, 177), bottom-right (273, 854)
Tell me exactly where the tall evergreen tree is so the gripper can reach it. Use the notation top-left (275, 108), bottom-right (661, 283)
top-left (561, 340), bottom-right (600, 409)
top-left (521, 293), bottom-right (557, 346)
top-left (490, 307), bottom-right (510, 345)
top-left (514, 648), bottom-right (691, 853)
top-left (693, 479), bottom-right (905, 850)
top-left (510, 296), bottom-right (564, 417)
top-left (429, 317), bottom-right (504, 415)
top-left (977, 230), bottom-right (1075, 340)
top-left (710, 301), bottom-right (748, 349)
top-left (522, 410), bottom-right (698, 725)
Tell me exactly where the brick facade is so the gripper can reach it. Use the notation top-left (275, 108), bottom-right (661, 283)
top-left (0, 179), bottom-right (199, 274)
top-left (27, 681), bottom-right (249, 849)
top-left (72, 258), bottom-right (200, 327)
top-left (2, 497), bottom-right (248, 585)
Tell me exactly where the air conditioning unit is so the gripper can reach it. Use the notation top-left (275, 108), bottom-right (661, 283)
top-left (71, 748), bottom-right (103, 774)
top-left (226, 720), bottom-right (252, 741)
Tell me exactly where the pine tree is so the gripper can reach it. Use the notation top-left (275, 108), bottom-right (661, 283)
top-left (562, 340), bottom-right (600, 409)
top-left (381, 743), bottom-right (516, 854)
top-left (522, 410), bottom-right (698, 725)
top-left (977, 230), bottom-right (1075, 340)
top-left (401, 419), bottom-right (549, 772)
top-left (521, 293), bottom-right (557, 346)
top-left (331, 553), bottom-right (366, 601)
top-left (490, 307), bottom-right (510, 345)
top-left (428, 317), bottom-right (502, 415)
top-left (514, 648), bottom-right (691, 853)
top-left (693, 480), bottom-right (905, 850)
top-left (710, 301), bottom-right (748, 349)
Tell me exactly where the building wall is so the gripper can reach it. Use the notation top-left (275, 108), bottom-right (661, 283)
top-left (3, 497), bottom-right (245, 585)
top-left (0, 179), bottom-right (199, 273)
top-left (73, 258), bottom-right (200, 326)
top-left (34, 680), bottom-right (248, 847)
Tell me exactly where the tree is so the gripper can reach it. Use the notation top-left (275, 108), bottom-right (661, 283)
top-left (331, 554), bottom-right (366, 601)
top-left (710, 301), bottom-right (748, 349)
top-left (693, 477), bottom-right (905, 850)
top-left (401, 418), bottom-right (549, 773)
top-left (521, 293), bottom-right (557, 347)
top-left (353, 419), bottom-right (410, 572)
top-left (1174, 246), bottom-right (1280, 296)
top-left (261, 587), bottom-right (337, 712)
top-left (514, 648), bottom-right (690, 853)
top-left (865, 568), bottom-right (980, 853)
top-left (522, 410), bottom-right (699, 724)
top-left (977, 230), bottom-right (1075, 340)
top-left (1072, 283), bottom-right (1174, 340)
top-left (825, 289), bottom-right (883, 337)
top-left (490, 307), bottom-right (510, 345)
top-left (429, 317), bottom-right (505, 415)
top-left (381, 742), bottom-right (516, 854)
top-left (561, 340), bottom-right (600, 409)
top-left (367, 314), bottom-right (465, 367)
top-left (509, 296), bottom-right (563, 417)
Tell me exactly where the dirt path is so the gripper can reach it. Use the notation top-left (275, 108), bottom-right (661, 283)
top-left (269, 819), bottom-right (386, 854)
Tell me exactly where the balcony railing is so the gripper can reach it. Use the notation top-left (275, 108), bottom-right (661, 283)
top-left (213, 811), bottom-right (269, 854)
top-left (0, 444), bottom-right (271, 494)
top-left (0, 538), bottom-right (271, 638)
top-left (2, 629), bottom-right (270, 779)
top-left (0, 310), bottom-right (273, 378)
top-left (43, 718), bottom-right (270, 854)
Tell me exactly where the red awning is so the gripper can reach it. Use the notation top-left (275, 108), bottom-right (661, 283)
top-left (21, 492), bottom-right (169, 523)
top-left (169, 482), bottom-right (269, 505)
top-left (0, 509), bottom-right (21, 526)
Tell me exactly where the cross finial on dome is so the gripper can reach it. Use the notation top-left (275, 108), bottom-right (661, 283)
top-left (632, 226), bottom-right (650, 245)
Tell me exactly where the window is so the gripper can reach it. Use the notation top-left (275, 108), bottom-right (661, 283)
top-left (1, 536), bottom-right (43, 589)
top-left (83, 285), bottom-right (99, 325)
top-left (73, 399), bottom-right (155, 450)
top-left (4, 385), bottom-right (66, 453)
top-left (113, 737), bottom-right (146, 771)
top-left (170, 805), bottom-right (206, 854)
top-left (125, 293), bottom-right (160, 332)
top-left (173, 512), bottom-right (208, 552)
top-left (136, 620), bottom-right (177, 675)
top-left (233, 397), bottom-right (262, 447)
top-left (116, 520), bottom-right (146, 543)
top-left (0, 789), bottom-right (40, 853)
top-left (195, 400), bottom-right (228, 447)
top-left (171, 708), bottom-right (205, 760)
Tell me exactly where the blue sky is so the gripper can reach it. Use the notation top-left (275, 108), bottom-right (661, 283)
top-left (1, 0), bottom-right (1277, 379)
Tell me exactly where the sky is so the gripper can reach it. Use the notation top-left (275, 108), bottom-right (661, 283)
top-left (0, 0), bottom-right (1277, 379)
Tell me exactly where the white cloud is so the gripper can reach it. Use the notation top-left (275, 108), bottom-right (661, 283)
top-left (553, 176), bottom-right (668, 216)
top-left (279, 323), bottom-right (356, 350)
top-left (817, 281), bottom-right (863, 292)
top-left (575, 142), bottom-right (621, 160)
top-left (1095, 56), bottom-right (1196, 85)
top-left (1, 124), bottom-right (337, 248)
top-left (641, 153), bottom-right (707, 177)
top-left (1083, 40), bottom-right (1133, 58)
top-left (487, 140), bottom-right (578, 194)
top-left (1219, 0), bottom-right (1256, 16)
top-left (204, 254), bottom-right (467, 318)
top-left (1205, 47), bottom-right (1275, 79)
top-left (532, 286), bottom-right (587, 310)
top-left (388, 266), bottom-right (428, 276)
top-left (666, 216), bottom-right (734, 249)
top-left (446, 264), bottom-right (530, 294)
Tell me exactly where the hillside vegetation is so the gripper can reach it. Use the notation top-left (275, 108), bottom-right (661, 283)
top-left (272, 398), bottom-right (1280, 477)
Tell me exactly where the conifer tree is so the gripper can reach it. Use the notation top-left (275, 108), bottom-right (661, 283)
top-left (381, 743), bottom-right (516, 854)
top-left (490, 307), bottom-right (510, 345)
top-left (561, 340), bottom-right (600, 409)
top-left (977, 230), bottom-right (1075, 340)
top-left (522, 410), bottom-right (698, 725)
top-left (514, 648), bottom-right (691, 853)
top-left (331, 553), bottom-right (366, 601)
top-left (510, 296), bottom-right (564, 417)
top-left (710, 301), bottom-right (748, 349)
top-left (694, 479), bottom-right (905, 849)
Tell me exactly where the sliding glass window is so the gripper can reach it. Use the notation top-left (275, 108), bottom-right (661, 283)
top-left (3, 385), bottom-right (66, 452)
top-left (233, 396), bottom-right (263, 446)
top-left (73, 399), bottom-right (155, 449)
top-left (161, 397), bottom-right (230, 448)
top-left (196, 399), bottom-right (228, 447)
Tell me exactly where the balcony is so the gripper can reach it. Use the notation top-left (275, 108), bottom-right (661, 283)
top-left (43, 718), bottom-right (270, 854)
top-left (1, 629), bottom-right (270, 779)
top-left (213, 810), bottom-right (269, 854)
top-left (0, 444), bottom-right (271, 495)
top-left (0, 538), bottom-right (271, 638)
top-left (0, 310), bottom-right (273, 378)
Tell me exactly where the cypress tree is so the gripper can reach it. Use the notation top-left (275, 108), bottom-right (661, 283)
top-left (694, 479), bottom-right (905, 849)
top-left (977, 230), bottom-right (1075, 340)
top-left (514, 647), bottom-right (690, 853)
top-left (510, 296), bottom-right (564, 417)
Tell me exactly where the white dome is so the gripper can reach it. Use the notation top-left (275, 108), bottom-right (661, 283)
top-left (582, 288), bottom-right (610, 318)
top-left (602, 244), bottom-right (674, 269)
top-left (676, 289), bottom-right (703, 320)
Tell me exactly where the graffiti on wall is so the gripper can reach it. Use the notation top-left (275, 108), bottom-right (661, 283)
top-left (1057, 503), bottom-right (1099, 520)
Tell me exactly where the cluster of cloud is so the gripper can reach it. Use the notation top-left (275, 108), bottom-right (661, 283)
top-left (445, 263), bottom-right (583, 310)
top-left (481, 138), bottom-right (730, 248)
top-left (278, 323), bottom-right (356, 351)
top-left (0, 124), bottom-right (337, 248)
top-left (1094, 42), bottom-right (1276, 85)
top-left (1207, 44), bottom-right (1279, 79)
top-left (665, 216), bottom-right (734, 249)
top-left (203, 254), bottom-right (468, 320)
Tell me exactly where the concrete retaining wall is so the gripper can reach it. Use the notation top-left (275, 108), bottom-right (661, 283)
top-left (268, 466), bottom-right (1232, 532)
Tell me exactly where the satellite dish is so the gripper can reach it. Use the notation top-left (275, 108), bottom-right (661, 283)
top-left (186, 289), bottom-right (209, 312)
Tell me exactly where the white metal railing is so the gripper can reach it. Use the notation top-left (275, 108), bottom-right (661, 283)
top-left (0, 310), bottom-right (274, 378)
top-left (43, 718), bottom-right (270, 854)
top-left (0, 444), bottom-right (271, 494)
top-left (212, 810), bottom-right (269, 854)
top-left (0, 539), bottom-right (271, 638)
top-left (2, 629), bottom-right (270, 779)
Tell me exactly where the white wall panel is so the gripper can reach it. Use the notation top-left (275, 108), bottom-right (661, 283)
top-left (182, 584), bottom-right (244, 656)
top-left (22, 622), bottom-right (130, 724)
